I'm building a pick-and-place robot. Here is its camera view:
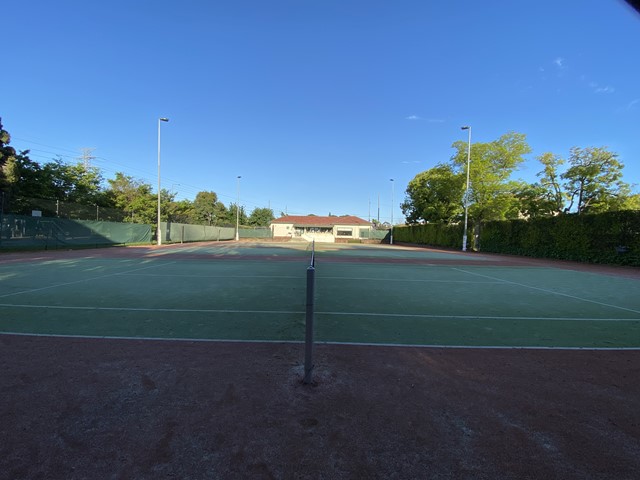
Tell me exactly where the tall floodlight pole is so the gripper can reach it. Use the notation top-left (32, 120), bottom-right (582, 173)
top-left (157, 117), bottom-right (169, 245)
top-left (390, 178), bottom-right (395, 245)
top-left (461, 125), bottom-right (471, 252)
top-left (235, 175), bottom-right (242, 241)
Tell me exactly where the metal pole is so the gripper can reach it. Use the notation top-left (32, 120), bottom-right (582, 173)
top-left (235, 175), bottom-right (241, 241)
top-left (390, 178), bottom-right (394, 245)
top-left (461, 126), bottom-right (471, 252)
top-left (157, 117), bottom-right (169, 245)
top-left (303, 264), bottom-right (316, 384)
top-left (0, 191), bottom-right (4, 247)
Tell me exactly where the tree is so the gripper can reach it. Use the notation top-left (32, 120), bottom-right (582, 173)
top-left (226, 203), bottom-right (248, 226)
top-left (512, 181), bottom-right (560, 218)
top-left (2, 150), bottom-right (52, 214)
top-left (166, 199), bottom-right (195, 224)
top-left (562, 147), bottom-right (628, 214)
top-left (50, 160), bottom-right (105, 204)
top-left (619, 193), bottom-right (640, 210)
top-left (451, 131), bottom-right (532, 224)
top-left (401, 164), bottom-right (464, 224)
top-left (106, 173), bottom-right (156, 223)
top-left (193, 191), bottom-right (226, 225)
top-left (248, 207), bottom-right (275, 226)
top-left (536, 152), bottom-right (566, 215)
top-left (0, 118), bottom-right (17, 196)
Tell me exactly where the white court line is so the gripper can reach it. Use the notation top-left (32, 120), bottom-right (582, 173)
top-left (0, 303), bottom-right (638, 322)
top-left (453, 267), bottom-right (640, 315)
top-left (119, 272), bottom-right (498, 284)
top-left (1, 331), bottom-right (639, 351)
top-left (0, 303), bottom-right (300, 315)
top-left (120, 273), bottom-right (302, 279)
top-left (318, 276), bottom-right (502, 284)
top-left (0, 261), bottom-right (175, 299)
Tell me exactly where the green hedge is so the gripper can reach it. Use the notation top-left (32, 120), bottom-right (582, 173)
top-left (393, 223), bottom-right (463, 249)
top-left (481, 211), bottom-right (640, 265)
top-left (394, 211), bottom-right (640, 266)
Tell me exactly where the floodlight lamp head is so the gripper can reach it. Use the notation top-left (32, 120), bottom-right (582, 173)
top-left (461, 125), bottom-right (470, 130)
top-left (160, 117), bottom-right (169, 122)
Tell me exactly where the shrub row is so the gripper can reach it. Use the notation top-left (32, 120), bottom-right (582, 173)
top-left (393, 223), bottom-right (463, 249)
top-left (394, 211), bottom-right (640, 266)
top-left (481, 211), bottom-right (640, 265)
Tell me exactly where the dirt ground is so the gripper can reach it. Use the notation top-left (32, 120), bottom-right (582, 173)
top-left (2, 334), bottom-right (639, 480)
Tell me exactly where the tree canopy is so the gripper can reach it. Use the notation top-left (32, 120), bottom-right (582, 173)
top-left (402, 132), bottom-right (637, 228)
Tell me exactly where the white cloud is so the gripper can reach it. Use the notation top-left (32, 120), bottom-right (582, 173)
top-left (594, 85), bottom-right (615, 94)
top-left (405, 115), bottom-right (444, 123)
top-left (628, 98), bottom-right (640, 110)
top-left (554, 57), bottom-right (565, 68)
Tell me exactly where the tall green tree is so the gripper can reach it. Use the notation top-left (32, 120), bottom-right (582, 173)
top-left (227, 203), bottom-right (248, 226)
top-left (0, 118), bottom-right (17, 196)
top-left (106, 172), bottom-right (156, 223)
top-left (193, 191), bottom-right (227, 225)
top-left (450, 131), bottom-right (532, 224)
top-left (248, 207), bottom-right (275, 226)
top-left (42, 158), bottom-right (106, 205)
top-left (2, 150), bottom-right (52, 214)
top-left (562, 146), bottom-right (628, 214)
top-left (535, 152), bottom-right (566, 214)
top-left (401, 163), bottom-right (464, 223)
top-left (166, 199), bottom-right (195, 224)
top-left (512, 181), bottom-right (559, 218)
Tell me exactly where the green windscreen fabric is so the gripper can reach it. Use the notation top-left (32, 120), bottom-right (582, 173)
top-left (161, 222), bottom-right (235, 243)
top-left (0, 214), bottom-right (152, 249)
top-left (360, 229), bottom-right (390, 240)
top-left (238, 227), bottom-right (272, 238)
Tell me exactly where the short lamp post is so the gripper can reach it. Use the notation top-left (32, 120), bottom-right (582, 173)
top-left (157, 117), bottom-right (169, 246)
top-left (235, 175), bottom-right (242, 241)
top-left (461, 125), bottom-right (471, 252)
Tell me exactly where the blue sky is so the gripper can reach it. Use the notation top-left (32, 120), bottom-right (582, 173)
top-left (3, 0), bottom-right (640, 223)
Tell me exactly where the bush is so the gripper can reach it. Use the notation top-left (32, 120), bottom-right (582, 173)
top-left (393, 223), bottom-right (463, 248)
top-left (394, 211), bottom-right (640, 266)
top-left (481, 211), bottom-right (640, 265)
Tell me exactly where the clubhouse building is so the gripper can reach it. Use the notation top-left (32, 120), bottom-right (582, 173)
top-left (270, 215), bottom-right (372, 243)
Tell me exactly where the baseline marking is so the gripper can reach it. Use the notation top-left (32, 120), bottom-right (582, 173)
top-left (1, 331), bottom-right (639, 351)
top-left (0, 303), bottom-right (638, 322)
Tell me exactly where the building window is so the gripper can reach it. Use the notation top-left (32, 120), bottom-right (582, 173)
top-left (336, 228), bottom-right (353, 237)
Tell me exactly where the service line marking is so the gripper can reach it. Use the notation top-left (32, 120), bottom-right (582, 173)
top-left (0, 262), bottom-right (176, 299)
top-left (453, 268), bottom-right (640, 315)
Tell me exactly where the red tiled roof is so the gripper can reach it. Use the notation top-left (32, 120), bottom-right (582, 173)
top-left (271, 215), bottom-right (371, 227)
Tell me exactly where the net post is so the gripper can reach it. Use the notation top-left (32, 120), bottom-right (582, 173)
top-left (303, 264), bottom-right (316, 384)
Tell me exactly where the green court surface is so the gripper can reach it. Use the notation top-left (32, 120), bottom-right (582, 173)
top-left (1, 242), bottom-right (639, 348)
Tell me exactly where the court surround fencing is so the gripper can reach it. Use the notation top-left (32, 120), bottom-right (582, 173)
top-left (0, 213), bottom-right (153, 249)
top-left (161, 222), bottom-right (235, 243)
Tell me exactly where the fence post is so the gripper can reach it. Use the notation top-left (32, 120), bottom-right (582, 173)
top-left (303, 264), bottom-right (316, 384)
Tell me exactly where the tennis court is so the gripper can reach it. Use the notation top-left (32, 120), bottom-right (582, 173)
top-left (2, 242), bottom-right (640, 479)
top-left (1, 241), bottom-right (638, 348)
